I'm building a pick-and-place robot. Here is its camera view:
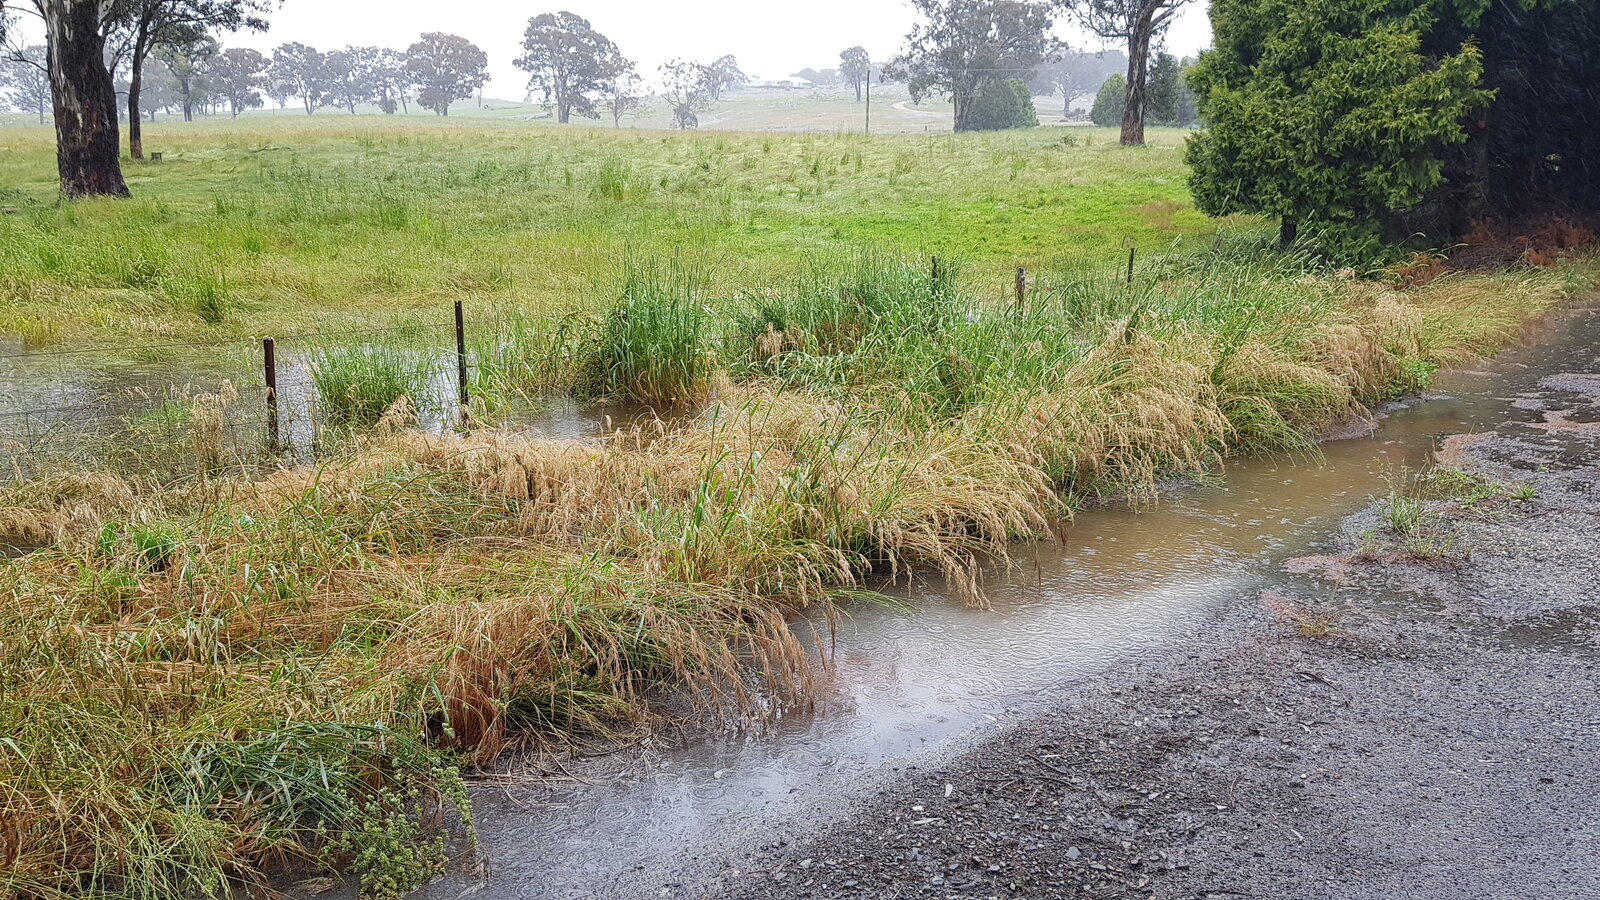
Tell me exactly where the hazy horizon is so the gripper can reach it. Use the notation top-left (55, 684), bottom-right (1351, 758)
top-left (6, 1), bottom-right (1213, 100)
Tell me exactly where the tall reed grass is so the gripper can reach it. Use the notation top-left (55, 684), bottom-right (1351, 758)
top-left (573, 260), bottom-right (714, 403)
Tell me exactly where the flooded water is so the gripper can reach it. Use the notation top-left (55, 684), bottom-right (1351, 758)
top-left (0, 341), bottom-right (636, 478)
top-left (396, 302), bottom-right (1600, 900)
top-left (8, 307), bottom-right (1597, 899)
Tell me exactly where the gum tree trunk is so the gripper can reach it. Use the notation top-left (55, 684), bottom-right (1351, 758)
top-left (1120, 9), bottom-right (1155, 147)
top-left (127, 54), bottom-right (145, 157)
top-left (43, 0), bottom-right (130, 197)
top-left (126, 18), bottom-right (151, 159)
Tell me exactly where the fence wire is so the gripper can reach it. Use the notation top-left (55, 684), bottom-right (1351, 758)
top-left (0, 257), bottom-right (1136, 485)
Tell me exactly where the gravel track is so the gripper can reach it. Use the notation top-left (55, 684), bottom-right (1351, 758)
top-left (697, 368), bottom-right (1600, 900)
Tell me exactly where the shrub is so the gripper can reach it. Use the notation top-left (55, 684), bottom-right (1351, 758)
top-left (964, 78), bottom-right (1039, 131)
top-left (1090, 73), bottom-right (1127, 127)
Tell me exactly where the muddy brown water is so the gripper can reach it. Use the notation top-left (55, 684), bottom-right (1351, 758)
top-left (381, 302), bottom-right (1600, 900)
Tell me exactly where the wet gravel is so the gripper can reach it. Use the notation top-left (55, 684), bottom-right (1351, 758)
top-left (697, 380), bottom-right (1600, 900)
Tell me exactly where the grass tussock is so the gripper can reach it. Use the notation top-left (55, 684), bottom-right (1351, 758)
top-left (2, 248), bottom-right (1596, 897)
top-left (311, 345), bottom-right (436, 425)
top-left (574, 261), bottom-right (715, 404)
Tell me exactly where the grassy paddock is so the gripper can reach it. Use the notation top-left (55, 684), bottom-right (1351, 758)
top-left (2, 242), bottom-right (1596, 897)
top-left (0, 117), bottom-right (1218, 352)
top-left (4, 119), bottom-right (1599, 897)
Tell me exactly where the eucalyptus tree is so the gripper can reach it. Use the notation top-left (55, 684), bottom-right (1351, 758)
top-left (366, 47), bottom-right (411, 113)
top-left (265, 40), bottom-right (325, 114)
top-left (1, 40), bottom-right (50, 123)
top-left (209, 44), bottom-right (264, 115)
top-left (1, 0), bottom-right (129, 195)
top-left (886, 0), bottom-right (1057, 132)
top-left (598, 63), bottom-right (646, 127)
top-left (839, 45), bottom-right (869, 101)
top-left (405, 32), bottom-right (487, 116)
top-left (659, 57), bottom-right (711, 129)
top-left (154, 30), bottom-right (215, 120)
top-left (703, 53), bottom-right (744, 100)
top-left (108, 0), bottom-right (272, 156)
top-left (1068, 0), bottom-right (1192, 145)
top-left (515, 11), bottom-right (628, 124)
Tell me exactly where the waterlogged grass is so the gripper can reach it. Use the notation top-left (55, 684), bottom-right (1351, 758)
top-left (576, 261), bottom-right (715, 403)
top-left (3, 113), bottom-right (1600, 896)
top-left (0, 117), bottom-right (1219, 351)
top-left (3, 250), bottom-right (1596, 898)
top-left (311, 344), bottom-right (437, 425)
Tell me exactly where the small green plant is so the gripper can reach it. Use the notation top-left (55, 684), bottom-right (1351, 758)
top-left (130, 521), bottom-right (182, 572)
top-left (1511, 483), bottom-right (1537, 501)
top-left (1373, 469), bottom-right (1472, 563)
top-left (1392, 355), bottom-right (1440, 393)
top-left (334, 789), bottom-right (448, 900)
top-left (1417, 466), bottom-right (1504, 504)
top-left (1381, 489), bottom-right (1428, 537)
top-left (1404, 529), bottom-right (1465, 563)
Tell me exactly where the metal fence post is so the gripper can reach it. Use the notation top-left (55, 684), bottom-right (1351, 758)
top-left (1127, 248), bottom-right (1137, 285)
top-left (454, 300), bottom-right (469, 417)
top-left (262, 336), bottom-right (278, 448)
top-left (1015, 266), bottom-right (1027, 313)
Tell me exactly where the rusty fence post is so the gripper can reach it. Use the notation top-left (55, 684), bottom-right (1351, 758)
top-left (454, 300), bottom-right (469, 419)
top-left (1127, 247), bottom-right (1137, 285)
top-left (1015, 266), bottom-right (1027, 313)
top-left (262, 336), bottom-right (279, 449)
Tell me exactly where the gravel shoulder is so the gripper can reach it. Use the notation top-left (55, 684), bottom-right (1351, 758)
top-left (703, 374), bottom-right (1600, 899)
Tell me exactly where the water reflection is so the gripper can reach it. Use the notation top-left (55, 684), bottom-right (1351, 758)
top-left (406, 304), bottom-right (1598, 900)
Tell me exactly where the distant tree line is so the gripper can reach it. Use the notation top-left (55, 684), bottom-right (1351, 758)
top-left (3, 0), bottom-right (1205, 197)
top-left (0, 1), bottom-right (500, 195)
top-left (512, 11), bottom-right (742, 130)
top-left (122, 34), bottom-right (489, 121)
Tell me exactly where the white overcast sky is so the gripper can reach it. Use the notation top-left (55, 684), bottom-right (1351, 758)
top-left (17, 1), bottom-right (1214, 98)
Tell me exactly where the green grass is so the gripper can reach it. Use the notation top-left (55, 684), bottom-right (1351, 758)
top-left (0, 115), bottom-right (1222, 353)
top-left (575, 259), bottom-right (715, 403)
top-left (3, 113), bottom-right (1599, 899)
top-left (1365, 463), bottom-right (1542, 563)
top-left (310, 344), bottom-right (437, 425)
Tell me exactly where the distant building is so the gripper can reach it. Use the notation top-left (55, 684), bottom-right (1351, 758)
top-left (747, 76), bottom-right (813, 90)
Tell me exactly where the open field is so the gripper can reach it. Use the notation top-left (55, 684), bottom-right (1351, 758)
top-left (1, 117), bottom-right (1212, 349)
top-left (3, 118), bottom-right (1599, 898)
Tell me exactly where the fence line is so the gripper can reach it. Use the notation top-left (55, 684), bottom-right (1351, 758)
top-left (0, 252), bottom-right (1148, 481)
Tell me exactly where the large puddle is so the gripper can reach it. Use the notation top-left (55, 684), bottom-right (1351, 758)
top-left (0, 341), bottom-right (649, 477)
top-left (393, 302), bottom-right (1600, 900)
